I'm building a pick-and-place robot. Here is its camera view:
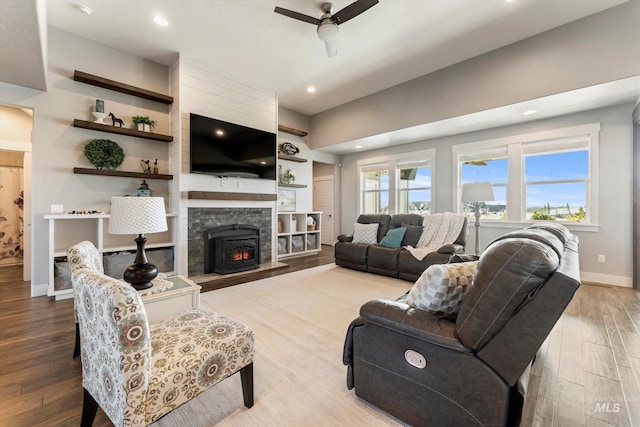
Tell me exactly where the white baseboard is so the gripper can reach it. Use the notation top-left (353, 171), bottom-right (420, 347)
top-left (580, 271), bottom-right (633, 288)
top-left (31, 283), bottom-right (48, 297)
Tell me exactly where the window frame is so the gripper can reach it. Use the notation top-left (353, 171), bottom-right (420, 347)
top-left (452, 123), bottom-right (600, 229)
top-left (357, 149), bottom-right (436, 216)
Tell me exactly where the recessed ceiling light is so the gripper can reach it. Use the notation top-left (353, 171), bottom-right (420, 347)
top-left (505, 0), bottom-right (515, 3)
top-left (73, 3), bottom-right (92, 15)
top-left (153, 15), bottom-right (169, 27)
top-left (307, 86), bottom-right (316, 93)
top-left (355, 145), bottom-right (363, 149)
top-left (215, 129), bottom-right (225, 136)
top-left (523, 110), bottom-right (537, 115)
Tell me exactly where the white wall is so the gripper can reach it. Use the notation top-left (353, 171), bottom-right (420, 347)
top-left (339, 103), bottom-right (636, 287)
top-left (170, 57), bottom-right (279, 274)
top-left (0, 27), bottom-right (171, 295)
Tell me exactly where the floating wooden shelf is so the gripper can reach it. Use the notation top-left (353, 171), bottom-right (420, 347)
top-left (73, 70), bottom-right (173, 104)
top-left (186, 191), bottom-right (277, 201)
top-left (74, 167), bottom-right (173, 180)
top-left (73, 119), bottom-right (173, 142)
top-left (278, 125), bottom-right (307, 137)
top-left (278, 154), bottom-right (308, 163)
top-left (278, 183), bottom-right (307, 188)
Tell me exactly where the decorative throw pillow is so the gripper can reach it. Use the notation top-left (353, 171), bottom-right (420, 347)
top-left (401, 224), bottom-right (423, 247)
top-left (379, 227), bottom-right (407, 248)
top-left (352, 223), bottom-right (379, 244)
top-left (405, 261), bottom-right (478, 317)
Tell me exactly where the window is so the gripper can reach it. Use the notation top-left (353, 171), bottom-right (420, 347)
top-left (397, 160), bottom-right (432, 215)
top-left (358, 149), bottom-right (435, 216)
top-left (453, 123), bottom-right (599, 225)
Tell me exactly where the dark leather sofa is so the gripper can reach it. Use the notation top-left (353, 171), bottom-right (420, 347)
top-left (342, 223), bottom-right (580, 426)
top-left (335, 214), bottom-right (468, 282)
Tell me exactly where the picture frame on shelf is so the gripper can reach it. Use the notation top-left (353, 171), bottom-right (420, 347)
top-left (277, 189), bottom-right (296, 212)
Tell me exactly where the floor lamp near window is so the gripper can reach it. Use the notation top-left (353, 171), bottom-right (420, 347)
top-left (108, 196), bottom-right (168, 290)
top-left (461, 182), bottom-right (495, 256)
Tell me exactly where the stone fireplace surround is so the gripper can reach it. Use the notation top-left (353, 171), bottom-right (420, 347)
top-left (187, 207), bottom-right (272, 276)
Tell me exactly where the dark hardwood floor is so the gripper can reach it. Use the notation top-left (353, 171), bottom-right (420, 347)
top-left (1, 247), bottom-right (639, 426)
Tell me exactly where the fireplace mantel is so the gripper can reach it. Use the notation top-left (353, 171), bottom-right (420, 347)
top-left (186, 191), bottom-right (277, 201)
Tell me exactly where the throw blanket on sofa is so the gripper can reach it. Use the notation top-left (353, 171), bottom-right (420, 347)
top-left (406, 213), bottom-right (466, 260)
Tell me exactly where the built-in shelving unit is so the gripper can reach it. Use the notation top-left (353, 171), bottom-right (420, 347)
top-left (277, 124), bottom-right (308, 137)
top-left (73, 70), bottom-right (174, 104)
top-left (278, 154), bottom-right (307, 163)
top-left (45, 213), bottom-right (177, 300)
top-left (277, 212), bottom-right (321, 260)
top-left (278, 183), bottom-right (307, 188)
top-left (73, 167), bottom-right (173, 180)
top-left (73, 119), bottom-right (173, 142)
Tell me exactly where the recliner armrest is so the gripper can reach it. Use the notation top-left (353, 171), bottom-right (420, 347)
top-left (337, 234), bottom-right (354, 242)
top-left (359, 299), bottom-right (471, 353)
top-left (437, 243), bottom-right (464, 254)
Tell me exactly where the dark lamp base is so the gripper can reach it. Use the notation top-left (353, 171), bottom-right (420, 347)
top-left (123, 263), bottom-right (158, 290)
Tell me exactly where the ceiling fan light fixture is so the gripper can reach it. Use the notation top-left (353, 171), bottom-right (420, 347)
top-left (317, 21), bottom-right (338, 41)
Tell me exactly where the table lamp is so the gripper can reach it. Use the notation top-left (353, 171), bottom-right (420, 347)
top-left (461, 181), bottom-right (495, 256)
top-left (108, 196), bottom-right (167, 290)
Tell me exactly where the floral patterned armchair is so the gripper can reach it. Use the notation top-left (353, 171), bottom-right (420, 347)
top-left (68, 242), bottom-right (255, 426)
top-left (67, 241), bottom-right (104, 358)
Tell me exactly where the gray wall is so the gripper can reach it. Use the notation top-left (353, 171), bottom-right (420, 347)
top-left (0, 27), bottom-right (171, 293)
top-left (310, 1), bottom-right (640, 148)
top-left (338, 103), bottom-right (636, 286)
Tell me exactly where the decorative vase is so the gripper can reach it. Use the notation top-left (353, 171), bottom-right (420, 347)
top-left (144, 123), bottom-right (151, 132)
top-left (137, 123), bottom-right (145, 131)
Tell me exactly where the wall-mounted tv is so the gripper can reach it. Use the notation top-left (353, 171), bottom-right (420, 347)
top-left (190, 113), bottom-right (276, 180)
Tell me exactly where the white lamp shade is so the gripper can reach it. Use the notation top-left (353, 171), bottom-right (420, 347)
top-left (108, 196), bottom-right (167, 235)
top-left (461, 181), bottom-right (495, 202)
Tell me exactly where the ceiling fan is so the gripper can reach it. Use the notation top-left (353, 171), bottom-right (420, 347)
top-left (274, 0), bottom-right (379, 57)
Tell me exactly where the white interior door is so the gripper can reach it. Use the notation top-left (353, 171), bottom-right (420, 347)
top-left (313, 176), bottom-right (335, 246)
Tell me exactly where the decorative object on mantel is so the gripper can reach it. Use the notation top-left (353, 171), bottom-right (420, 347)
top-left (84, 139), bottom-right (125, 170)
top-left (108, 196), bottom-right (168, 290)
top-left (153, 159), bottom-right (158, 174)
top-left (307, 215), bottom-right (316, 231)
top-left (136, 180), bottom-right (152, 197)
top-left (108, 112), bottom-right (125, 127)
top-left (277, 189), bottom-right (296, 212)
top-left (279, 142), bottom-right (299, 156)
top-left (280, 169), bottom-right (296, 184)
top-left (140, 158), bottom-right (151, 173)
top-left (92, 111), bottom-right (108, 124)
top-left (67, 210), bottom-right (105, 215)
top-left (132, 115), bottom-right (157, 132)
top-left (92, 99), bottom-right (107, 124)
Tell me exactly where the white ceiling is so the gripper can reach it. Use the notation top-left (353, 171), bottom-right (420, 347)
top-left (41, 0), bottom-right (629, 117)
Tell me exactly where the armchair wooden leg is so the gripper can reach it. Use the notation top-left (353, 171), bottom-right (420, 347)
top-left (240, 363), bottom-right (254, 408)
top-left (73, 322), bottom-right (81, 359)
top-left (81, 387), bottom-right (98, 427)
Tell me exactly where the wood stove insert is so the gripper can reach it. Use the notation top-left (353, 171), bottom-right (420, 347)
top-left (204, 224), bottom-right (261, 274)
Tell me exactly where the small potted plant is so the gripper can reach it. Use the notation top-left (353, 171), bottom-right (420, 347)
top-left (131, 115), bottom-right (157, 132)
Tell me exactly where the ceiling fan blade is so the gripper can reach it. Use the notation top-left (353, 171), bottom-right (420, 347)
top-left (332, 0), bottom-right (379, 25)
top-left (325, 39), bottom-right (337, 57)
top-left (274, 7), bottom-right (321, 25)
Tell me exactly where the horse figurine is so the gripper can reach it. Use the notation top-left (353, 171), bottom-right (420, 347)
top-left (109, 112), bottom-right (125, 127)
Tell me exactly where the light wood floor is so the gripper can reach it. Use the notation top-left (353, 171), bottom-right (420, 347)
top-left (1, 251), bottom-right (639, 426)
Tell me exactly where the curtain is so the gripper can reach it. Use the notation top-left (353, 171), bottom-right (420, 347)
top-left (0, 167), bottom-right (24, 261)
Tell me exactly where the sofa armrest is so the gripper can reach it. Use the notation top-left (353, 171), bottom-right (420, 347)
top-left (337, 234), bottom-right (354, 243)
top-left (437, 243), bottom-right (464, 254)
top-left (359, 299), bottom-right (470, 353)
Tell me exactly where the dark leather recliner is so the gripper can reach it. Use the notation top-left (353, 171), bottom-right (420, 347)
top-left (343, 223), bottom-right (580, 426)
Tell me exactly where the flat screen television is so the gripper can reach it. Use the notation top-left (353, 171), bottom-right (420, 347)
top-left (189, 113), bottom-right (276, 180)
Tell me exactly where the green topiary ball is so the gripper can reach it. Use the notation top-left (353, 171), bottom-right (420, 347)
top-left (84, 139), bottom-right (125, 170)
